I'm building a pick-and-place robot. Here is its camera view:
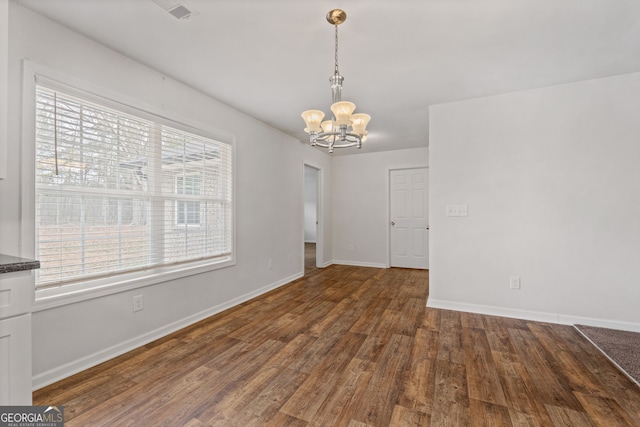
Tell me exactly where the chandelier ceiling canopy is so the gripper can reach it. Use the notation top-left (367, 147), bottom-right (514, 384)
top-left (301, 9), bottom-right (370, 153)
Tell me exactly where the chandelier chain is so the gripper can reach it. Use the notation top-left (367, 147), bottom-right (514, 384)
top-left (334, 24), bottom-right (340, 76)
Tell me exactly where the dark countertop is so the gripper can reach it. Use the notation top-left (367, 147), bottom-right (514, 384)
top-left (0, 254), bottom-right (41, 274)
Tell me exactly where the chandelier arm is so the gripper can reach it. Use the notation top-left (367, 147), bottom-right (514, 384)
top-left (343, 133), bottom-right (362, 142)
top-left (336, 133), bottom-right (361, 145)
top-left (312, 140), bottom-right (360, 150)
top-left (310, 135), bottom-right (362, 150)
top-left (332, 141), bottom-right (359, 149)
top-left (314, 131), bottom-right (362, 142)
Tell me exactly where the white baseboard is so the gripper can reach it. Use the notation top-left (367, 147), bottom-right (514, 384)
top-left (426, 298), bottom-right (559, 323)
top-left (332, 260), bottom-right (387, 269)
top-left (426, 298), bottom-right (640, 332)
top-left (32, 272), bottom-right (303, 391)
top-left (563, 315), bottom-right (640, 333)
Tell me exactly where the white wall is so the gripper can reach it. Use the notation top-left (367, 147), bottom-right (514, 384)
top-left (429, 72), bottom-right (640, 331)
top-left (0, 0), bottom-right (7, 179)
top-left (332, 147), bottom-right (429, 267)
top-left (1, 2), bottom-right (332, 388)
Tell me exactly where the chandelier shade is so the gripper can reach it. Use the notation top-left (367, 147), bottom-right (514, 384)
top-left (301, 110), bottom-right (325, 133)
top-left (330, 101), bottom-right (356, 126)
top-left (351, 113), bottom-right (371, 135)
top-left (301, 9), bottom-right (370, 153)
top-left (321, 120), bottom-right (334, 133)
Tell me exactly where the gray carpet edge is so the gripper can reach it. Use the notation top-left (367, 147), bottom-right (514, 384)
top-left (574, 324), bottom-right (640, 389)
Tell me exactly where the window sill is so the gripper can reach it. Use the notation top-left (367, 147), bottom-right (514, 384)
top-left (32, 256), bottom-right (235, 312)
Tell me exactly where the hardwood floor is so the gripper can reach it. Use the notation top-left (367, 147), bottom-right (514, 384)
top-left (34, 265), bottom-right (640, 426)
top-left (305, 242), bottom-right (318, 273)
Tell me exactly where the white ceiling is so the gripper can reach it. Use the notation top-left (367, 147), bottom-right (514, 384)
top-left (16, 0), bottom-right (640, 155)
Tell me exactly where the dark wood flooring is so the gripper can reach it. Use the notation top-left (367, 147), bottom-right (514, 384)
top-left (34, 265), bottom-right (640, 426)
top-left (305, 242), bottom-right (317, 273)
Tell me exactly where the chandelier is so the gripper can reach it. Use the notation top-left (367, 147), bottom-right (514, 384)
top-left (301, 9), bottom-right (370, 153)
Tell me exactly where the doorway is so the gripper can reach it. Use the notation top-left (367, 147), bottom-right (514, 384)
top-left (389, 167), bottom-right (429, 269)
top-left (304, 164), bottom-right (322, 273)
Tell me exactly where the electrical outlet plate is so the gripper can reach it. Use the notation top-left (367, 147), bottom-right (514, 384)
top-left (133, 295), bottom-right (144, 312)
top-left (509, 276), bottom-right (521, 290)
top-left (446, 204), bottom-right (468, 217)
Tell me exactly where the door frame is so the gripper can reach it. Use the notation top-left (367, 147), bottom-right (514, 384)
top-left (303, 163), bottom-right (323, 272)
top-left (387, 166), bottom-right (429, 268)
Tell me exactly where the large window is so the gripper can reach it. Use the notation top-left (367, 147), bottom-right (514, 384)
top-left (176, 174), bottom-right (201, 225)
top-left (34, 85), bottom-right (233, 289)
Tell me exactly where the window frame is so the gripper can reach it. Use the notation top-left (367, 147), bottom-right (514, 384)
top-left (21, 62), bottom-right (236, 310)
top-left (175, 173), bottom-right (202, 227)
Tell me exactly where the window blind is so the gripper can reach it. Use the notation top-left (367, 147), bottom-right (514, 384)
top-left (35, 85), bottom-right (233, 288)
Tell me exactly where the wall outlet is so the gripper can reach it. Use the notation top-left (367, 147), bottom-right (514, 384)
top-left (446, 204), bottom-right (468, 217)
top-left (348, 244), bottom-right (354, 252)
top-left (268, 259), bottom-right (273, 270)
top-left (288, 254), bottom-right (292, 263)
top-left (509, 276), bottom-right (521, 290)
top-left (132, 295), bottom-right (144, 312)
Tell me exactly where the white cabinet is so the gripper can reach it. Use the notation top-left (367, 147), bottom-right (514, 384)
top-left (0, 272), bottom-right (34, 319)
top-left (0, 270), bottom-right (35, 405)
top-left (0, 313), bottom-right (32, 404)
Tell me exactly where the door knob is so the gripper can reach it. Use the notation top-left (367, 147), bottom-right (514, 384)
top-left (391, 221), bottom-right (395, 226)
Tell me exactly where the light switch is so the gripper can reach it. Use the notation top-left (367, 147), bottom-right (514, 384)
top-left (446, 204), bottom-right (468, 217)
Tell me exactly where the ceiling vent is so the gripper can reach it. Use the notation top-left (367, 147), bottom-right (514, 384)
top-left (151, 0), bottom-right (198, 20)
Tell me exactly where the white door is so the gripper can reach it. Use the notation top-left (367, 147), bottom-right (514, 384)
top-left (303, 164), bottom-right (323, 270)
top-left (390, 168), bottom-right (428, 269)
